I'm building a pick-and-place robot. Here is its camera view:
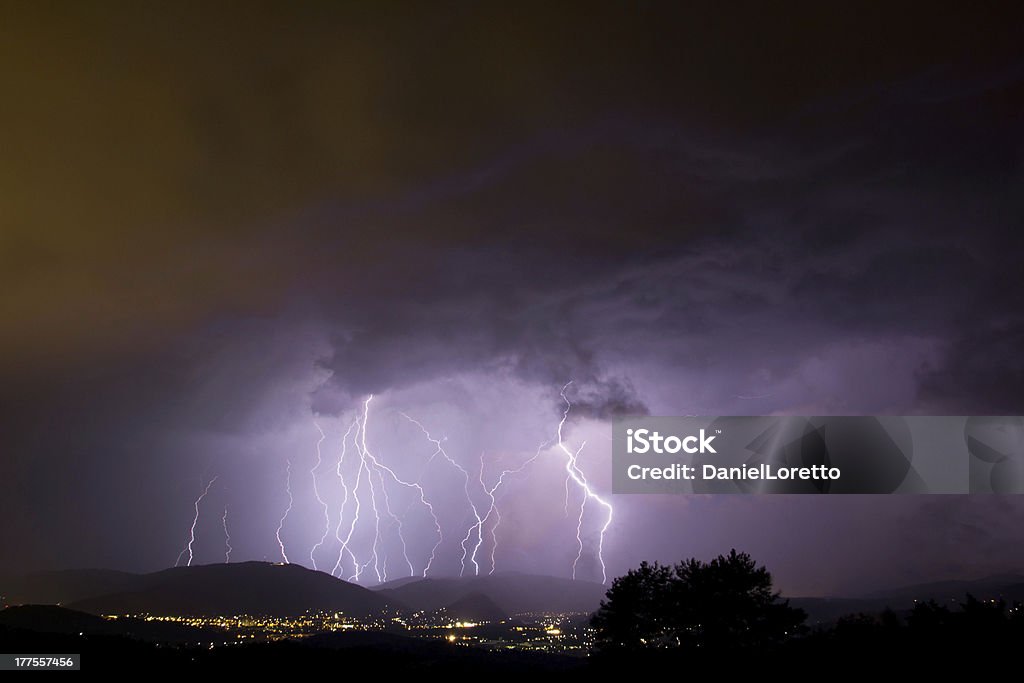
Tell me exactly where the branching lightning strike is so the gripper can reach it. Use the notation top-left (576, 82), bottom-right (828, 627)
top-left (309, 422), bottom-right (330, 570)
top-left (402, 413), bottom-right (483, 577)
top-left (170, 383), bottom-right (614, 585)
top-left (358, 397), bottom-right (442, 580)
top-left (276, 460), bottom-right (293, 564)
top-left (481, 439), bottom-right (550, 574)
top-left (331, 420), bottom-right (359, 578)
top-left (175, 476), bottom-right (218, 568)
top-left (557, 381), bottom-right (614, 583)
top-left (222, 505), bottom-right (232, 563)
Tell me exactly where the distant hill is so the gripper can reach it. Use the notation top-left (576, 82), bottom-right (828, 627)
top-left (790, 573), bottom-right (1024, 625)
top-left (3, 569), bottom-right (143, 606)
top-left (374, 573), bottom-right (606, 614)
top-left (444, 592), bottom-right (507, 622)
top-left (0, 604), bottom-right (217, 643)
top-left (65, 562), bottom-right (397, 617)
top-left (0, 604), bottom-right (124, 634)
top-left (868, 573), bottom-right (1024, 602)
top-left (15, 563), bottom-right (1023, 626)
top-left (789, 597), bottom-right (897, 625)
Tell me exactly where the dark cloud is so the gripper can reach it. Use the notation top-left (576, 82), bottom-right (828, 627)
top-left (293, 67), bottom-right (1023, 418)
top-left (560, 378), bottom-right (649, 420)
top-left (918, 307), bottom-right (1024, 415)
top-left (2, 4), bottom-right (1024, 588)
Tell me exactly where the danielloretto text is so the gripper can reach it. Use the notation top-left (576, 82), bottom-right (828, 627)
top-left (626, 463), bottom-right (841, 481)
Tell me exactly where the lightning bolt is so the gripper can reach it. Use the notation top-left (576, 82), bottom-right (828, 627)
top-left (175, 476), bottom-right (218, 568)
top-left (331, 420), bottom-right (359, 578)
top-left (309, 422), bottom-right (330, 570)
top-left (482, 439), bottom-right (550, 574)
top-left (167, 381), bottom-right (616, 583)
top-left (558, 381), bottom-right (613, 583)
top-left (564, 471), bottom-right (573, 515)
top-left (354, 402), bottom-right (384, 582)
top-left (563, 438), bottom-right (588, 574)
top-left (337, 416), bottom-right (374, 583)
top-left (402, 413), bottom-right (482, 577)
top-left (360, 435), bottom-right (410, 578)
top-left (572, 467), bottom-right (588, 577)
top-left (371, 467), bottom-right (404, 579)
top-left (358, 396), bottom-right (443, 580)
top-left (275, 460), bottom-right (293, 564)
top-left (487, 503), bottom-right (502, 574)
top-left (466, 455), bottom-right (490, 575)
top-left (222, 505), bottom-right (232, 563)
top-left (182, 382), bottom-right (616, 583)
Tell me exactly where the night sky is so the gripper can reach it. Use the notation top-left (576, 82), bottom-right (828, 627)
top-left (2, 3), bottom-right (1023, 596)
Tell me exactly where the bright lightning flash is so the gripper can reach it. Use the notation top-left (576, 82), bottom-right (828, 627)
top-left (222, 505), bottom-right (232, 563)
top-left (276, 460), bottom-right (293, 563)
top-left (309, 422), bottom-right (330, 570)
top-left (558, 381), bottom-right (613, 583)
top-left (175, 476), bottom-right (218, 568)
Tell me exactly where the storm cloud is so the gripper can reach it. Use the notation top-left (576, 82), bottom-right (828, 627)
top-left (2, 3), bottom-right (1023, 591)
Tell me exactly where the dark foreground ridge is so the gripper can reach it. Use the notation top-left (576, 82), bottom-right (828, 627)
top-left (5, 556), bottom-right (1024, 675)
top-left (4, 600), bottom-right (1024, 675)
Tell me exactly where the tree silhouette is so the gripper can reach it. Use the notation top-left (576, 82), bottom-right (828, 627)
top-left (592, 550), bottom-right (805, 654)
top-left (906, 599), bottom-right (953, 633)
top-left (589, 561), bottom-right (675, 650)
